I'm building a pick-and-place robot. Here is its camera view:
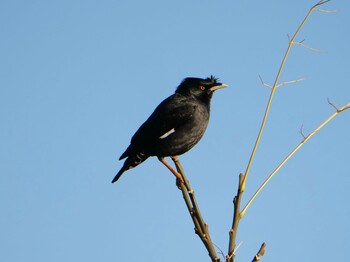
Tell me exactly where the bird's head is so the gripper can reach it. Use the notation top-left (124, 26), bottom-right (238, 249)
top-left (176, 75), bottom-right (228, 103)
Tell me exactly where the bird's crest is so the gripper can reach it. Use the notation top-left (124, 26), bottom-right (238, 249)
top-left (204, 75), bottom-right (219, 84)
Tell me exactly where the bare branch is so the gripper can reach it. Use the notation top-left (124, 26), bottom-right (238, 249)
top-left (315, 8), bottom-right (338, 13)
top-left (252, 243), bottom-right (267, 262)
top-left (327, 98), bottom-right (340, 111)
top-left (233, 241), bottom-right (243, 255)
top-left (294, 41), bottom-right (322, 52)
top-left (258, 75), bottom-right (272, 89)
top-left (276, 77), bottom-right (305, 88)
top-left (225, 2), bottom-right (334, 261)
top-left (314, 0), bottom-right (332, 7)
top-left (337, 102), bottom-right (350, 112)
top-left (241, 0), bottom-right (330, 193)
top-left (241, 102), bottom-right (350, 217)
top-left (214, 243), bottom-right (226, 261)
top-left (299, 124), bottom-right (307, 139)
top-left (313, 1), bottom-right (336, 12)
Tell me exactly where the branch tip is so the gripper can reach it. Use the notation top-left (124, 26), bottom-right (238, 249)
top-left (287, 34), bottom-right (291, 42)
top-left (276, 77), bottom-right (305, 88)
top-left (327, 98), bottom-right (340, 112)
top-left (313, 0), bottom-right (337, 13)
top-left (258, 75), bottom-right (272, 89)
top-left (233, 241), bottom-right (243, 254)
top-left (252, 242), bottom-right (267, 262)
top-left (297, 41), bottom-right (322, 52)
top-left (213, 243), bottom-right (225, 262)
top-left (315, 8), bottom-right (337, 13)
top-left (299, 124), bottom-right (307, 139)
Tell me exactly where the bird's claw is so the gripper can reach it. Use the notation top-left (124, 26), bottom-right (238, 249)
top-left (176, 177), bottom-right (184, 189)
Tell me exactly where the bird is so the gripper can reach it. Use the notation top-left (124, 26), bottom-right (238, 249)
top-left (112, 75), bottom-right (228, 184)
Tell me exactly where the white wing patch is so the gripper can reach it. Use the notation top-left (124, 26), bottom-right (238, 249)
top-left (159, 128), bottom-right (175, 139)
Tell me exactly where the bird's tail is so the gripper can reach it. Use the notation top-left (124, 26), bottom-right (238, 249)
top-left (112, 152), bottom-right (149, 184)
top-left (111, 167), bottom-right (126, 183)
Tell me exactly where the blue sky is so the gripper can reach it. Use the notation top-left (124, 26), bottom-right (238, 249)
top-left (1, 1), bottom-right (349, 261)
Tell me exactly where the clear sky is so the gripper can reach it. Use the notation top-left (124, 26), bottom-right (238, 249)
top-left (1, 1), bottom-right (349, 261)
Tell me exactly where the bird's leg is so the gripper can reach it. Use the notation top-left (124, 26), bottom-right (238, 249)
top-left (170, 156), bottom-right (185, 188)
top-left (158, 157), bottom-right (184, 185)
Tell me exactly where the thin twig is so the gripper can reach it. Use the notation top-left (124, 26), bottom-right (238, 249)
top-left (327, 98), bottom-right (340, 111)
top-left (294, 38), bottom-right (322, 52)
top-left (299, 124), bottom-right (307, 139)
top-left (241, 102), bottom-right (350, 217)
top-left (214, 243), bottom-right (226, 261)
top-left (276, 77), bottom-right (305, 88)
top-left (315, 8), bottom-right (337, 13)
top-left (258, 75), bottom-right (272, 89)
top-left (294, 41), bottom-right (322, 52)
top-left (315, 0), bottom-right (331, 6)
top-left (233, 241), bottom-right (243, 254)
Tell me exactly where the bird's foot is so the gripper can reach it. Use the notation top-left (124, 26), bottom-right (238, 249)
top-left (176, 177), bottom-right (184, 189)
top-left (158, 157), bottom-right (184, 188)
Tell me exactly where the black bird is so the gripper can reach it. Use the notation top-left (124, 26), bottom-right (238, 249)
top-left (112, 76), bottom-right (227, 184)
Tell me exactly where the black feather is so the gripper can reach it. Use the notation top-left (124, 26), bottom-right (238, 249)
top-left (112, 76), bottom-right (227, 183)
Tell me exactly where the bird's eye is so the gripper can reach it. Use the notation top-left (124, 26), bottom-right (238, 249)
top-left (199, 86), bottom-right (205, 91)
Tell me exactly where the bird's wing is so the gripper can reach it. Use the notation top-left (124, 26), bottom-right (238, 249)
top-left (120, 94), bottom-right (196, 159)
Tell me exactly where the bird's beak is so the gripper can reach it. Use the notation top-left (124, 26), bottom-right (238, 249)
top-left (209, 84), bottom-right (228, 92)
